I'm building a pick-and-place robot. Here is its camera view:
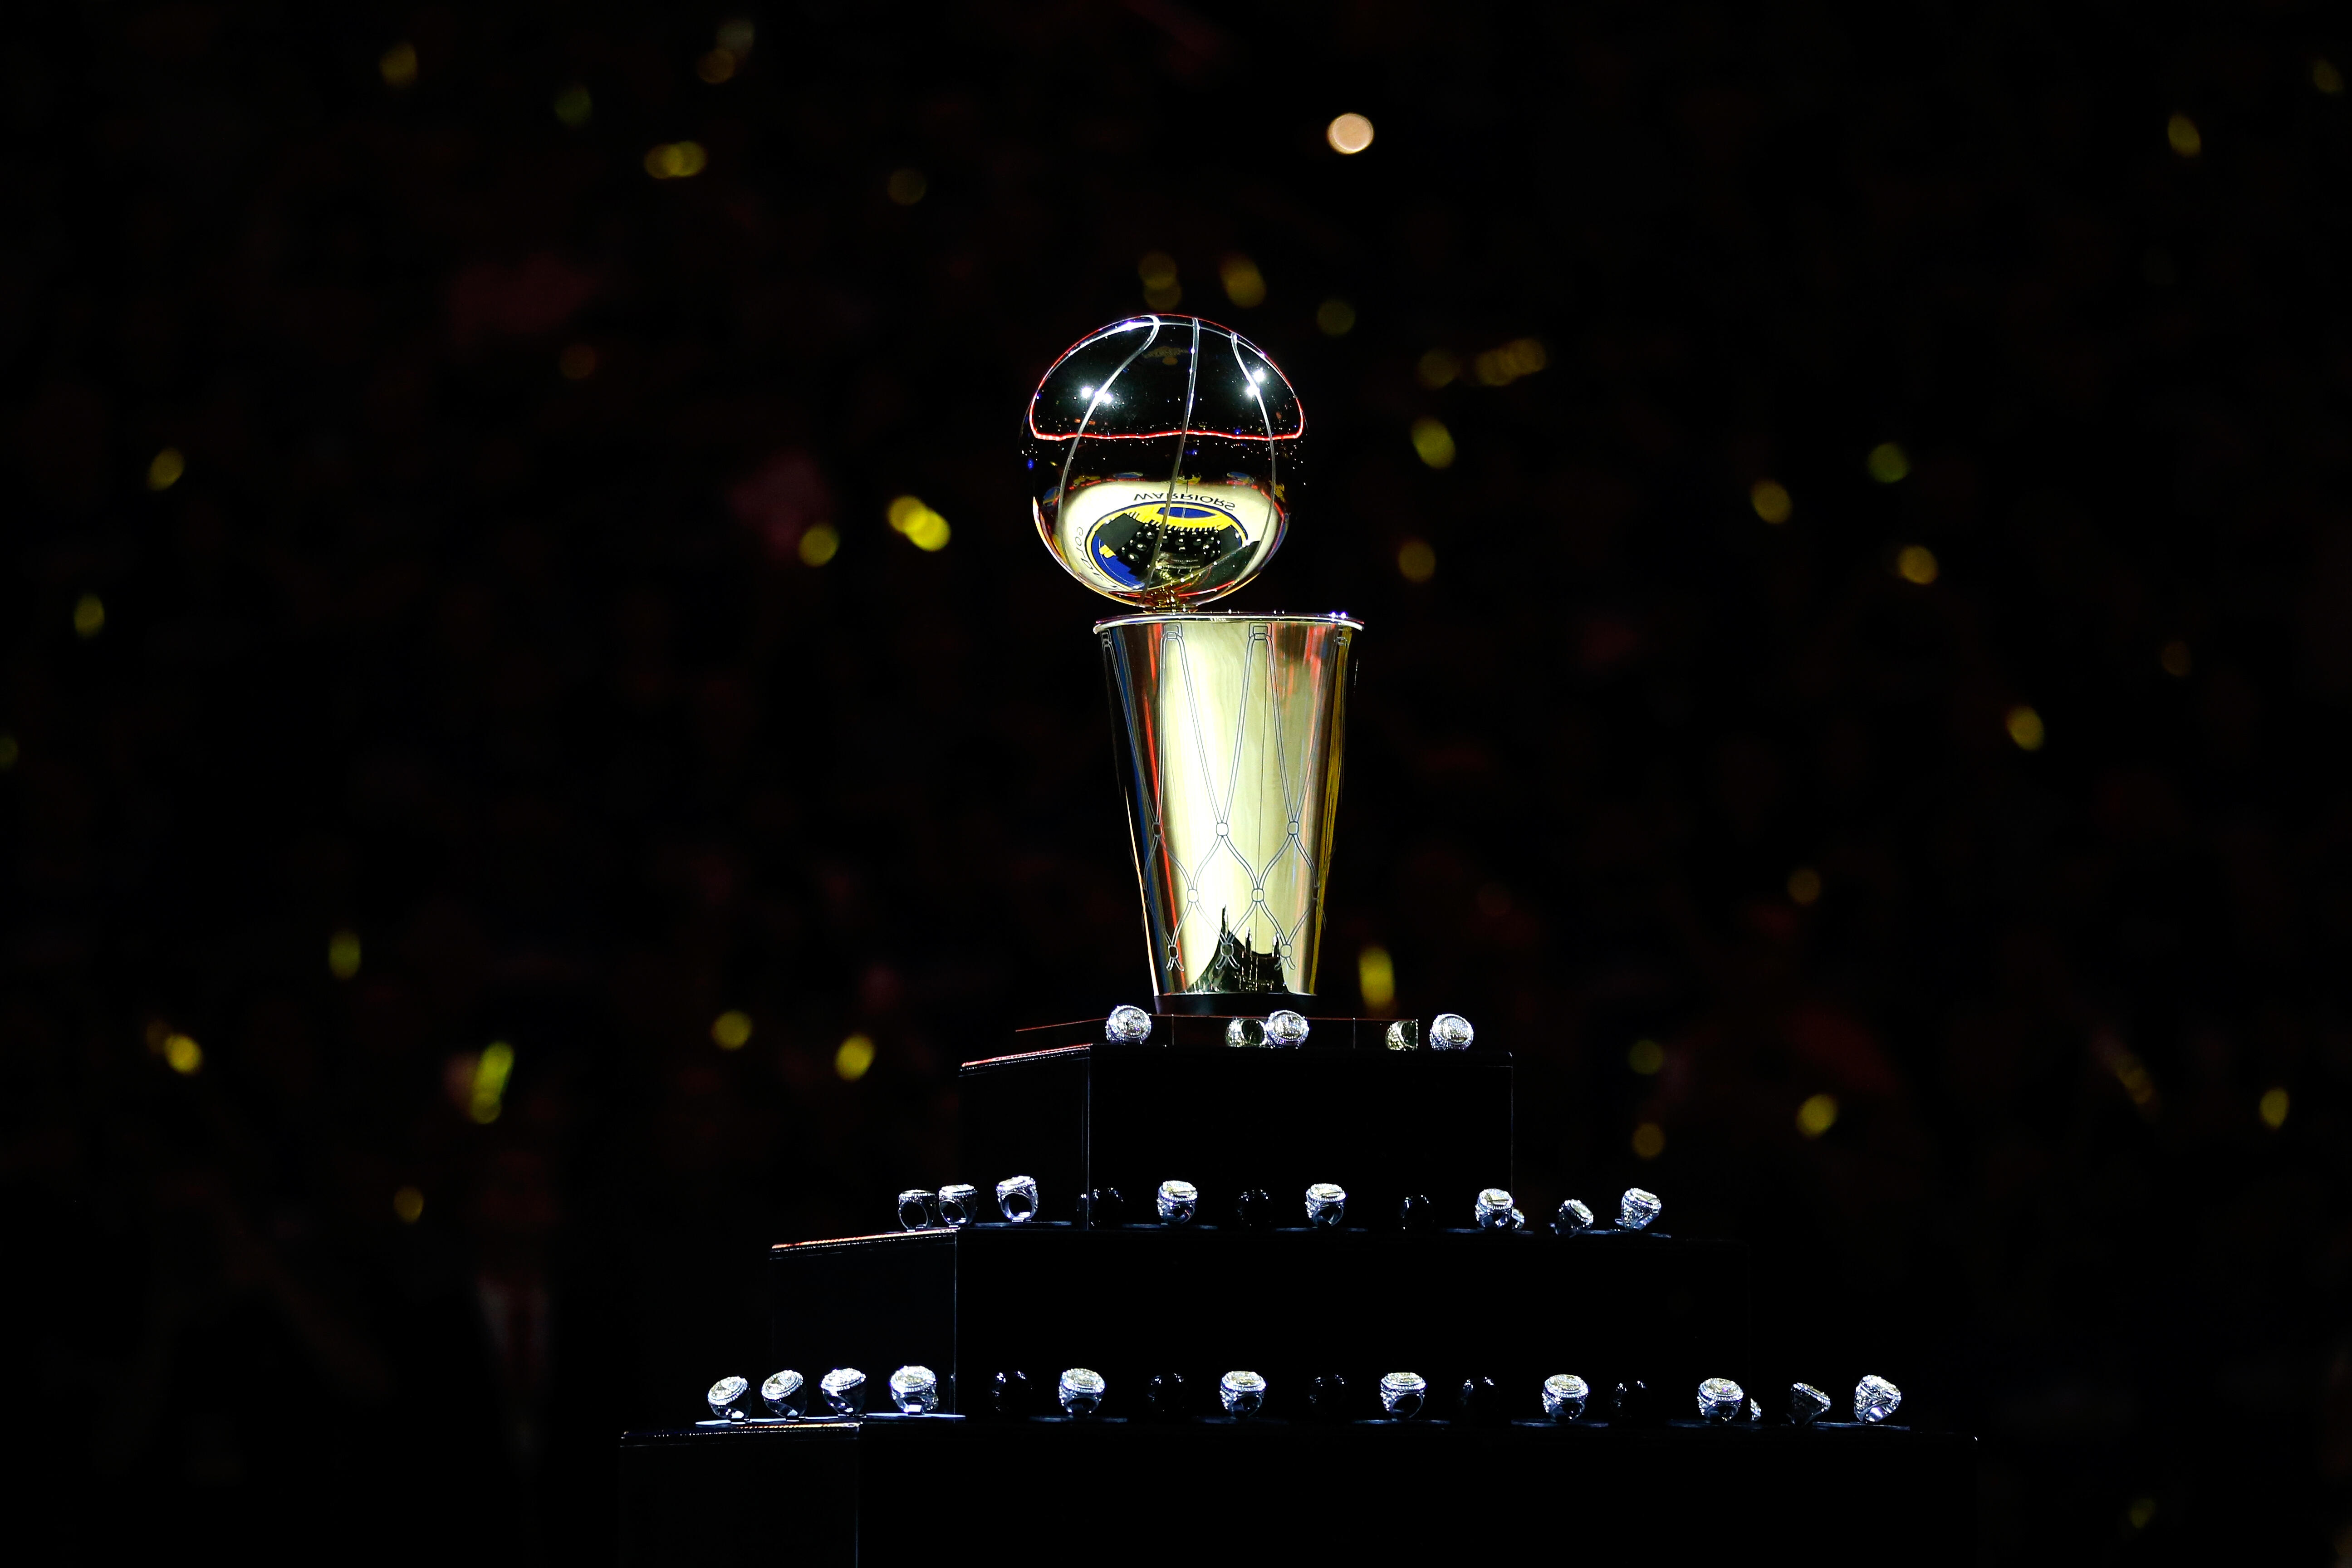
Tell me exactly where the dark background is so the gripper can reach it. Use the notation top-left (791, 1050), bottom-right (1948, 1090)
top-left (5, 1), bottom-right (2350, 1561)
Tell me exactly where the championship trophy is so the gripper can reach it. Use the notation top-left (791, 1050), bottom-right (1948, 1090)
top-left (1021, 313), bottom-right (1356, 1013)
top-left (616, 315), bottom-right (1972, 1568)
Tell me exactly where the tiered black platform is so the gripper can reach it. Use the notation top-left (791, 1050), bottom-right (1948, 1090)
top-left (616, 1012), bottom-right (1975, 1564)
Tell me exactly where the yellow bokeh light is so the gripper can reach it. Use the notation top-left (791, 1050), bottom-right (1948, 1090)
top-left (2006, 705), bottom-right (2046, 752)
top-left (887, 495), bottom-right (951, 552)
top-left (1866, 442), bottom-right (1910, 484)
top-left (1410, 418), bottom-right (1455, 470)
top-left (380, 41), bottom-right (418, 90)
top-left (328, 929), bottom-right (362, 980)
top-left (1627, 1039), bottom-right (1664, 1075)
top-left (2317, 59), bottom-right (2345, 94)
top-left (470, 1041), bottom-right (514, 1124)
top-left (559, 343), bottom-right (598, 380)
top-left (1796, 1093), bottom-right (1839, 1138)
top-left (1397, 539), bottom-right (1436, 583)
top-left (393, 1186), bottom-right (425, 1224)
top-left (2259, 1086), bottom-right (2289, 1129)
top-left (1787, 867), bottom-right (1822, 906)
top-left (799, 523), bottom-right (840, 566)
top-left (1219, 254), bottom-right (1266, 309)
top-left (698, 48), bottom-right (737, 84)
top-left (1749, 479), bottom-right (1791, 524)
top-left (553, 83), bottom-right (593, 128)
top-left (1470, 338), bottom-right (1546, 387)
top-left (712, 1010), bottom-right (754, 1050)
top-left (1896, 544), bottom-right (1940, 585)
top-left (148, 447), bottom-right (185, 491)
top-left (1357, 945), bottom-right (1395, 1012)
top-left (718, 19), bottom-right (755, 53)
top-left (165, 1034), bottom-right (203, 1075)
top-left (1631, 1121), bottom-right (1666, 1160)
top-left (644, 142), bottom-right (709, 180)
top-left (73, 594), bottom-right (105, 639)
top-left (2166, 113), bottom-right (2201, 157)
top-left (1316, 299), bottom-right (1356, 336)
top-left (887, 168), bottom-right (927, 205)
top-left (2160, 639), bottom-right (2191, 677)
top-left (2126, 1498), bottom-right (2157, 1532)
top-left (835, 1034), bottom-right (876, 1081)
top-left (1138, 252), bottom-right (1180, 309)
top-left (1327, 113), bottom-right (1375, 154)
top-left (1416, 349), bottom-right (1459, 389)
top-left (0, 733), bottom-right (18, 771)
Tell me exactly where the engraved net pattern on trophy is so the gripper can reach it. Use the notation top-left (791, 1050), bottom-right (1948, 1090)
top-left (1107, 615), bottom-right (1350, 997)
top-left (1160, 618), bottom-right (1320, 992)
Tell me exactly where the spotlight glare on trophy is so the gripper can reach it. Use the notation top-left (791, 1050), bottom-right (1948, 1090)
top-left (1024, 314), bottom-right (1357, 1012)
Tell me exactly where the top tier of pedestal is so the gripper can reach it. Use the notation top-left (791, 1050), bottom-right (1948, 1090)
top-left (959, 1014), bottom-right (1513, 1223)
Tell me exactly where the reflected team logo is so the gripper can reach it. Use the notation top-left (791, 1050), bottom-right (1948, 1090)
top-left (1088, 500), bottom-right (1248, 589)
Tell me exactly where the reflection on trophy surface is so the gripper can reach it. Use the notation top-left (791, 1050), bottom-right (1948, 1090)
top-left (1025, 314), bottom-right (1355, 1011)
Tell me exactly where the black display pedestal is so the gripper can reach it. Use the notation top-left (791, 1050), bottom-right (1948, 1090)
top-left (616, 1416), bottom-right (1976, 1566)
top-left (960, 1026), bottom-right (1512, 1222)
top-left (769, 1225), bottom-right (1749, 1416)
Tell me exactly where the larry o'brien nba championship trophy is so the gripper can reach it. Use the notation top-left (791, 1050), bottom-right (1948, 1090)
top-left (1022, 314), bottom-right (1351, 1014)
top-left (613, 317), bottom-right (1975, 1568)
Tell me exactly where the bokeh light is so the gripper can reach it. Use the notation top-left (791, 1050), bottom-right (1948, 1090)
top-left (1410, 418), bottom-right (1455, 469)
top-left (379, 41), bottom-right (417, 90)
top-left (698, 48), bottom-right (738, 84)
top-left (1796, 1093), bottom-right (1839, 1138)
top-left (1326, 113), bottom-right (1374, 154)
top-left (887, 168), bottom-right (927, 205)
top-left (1137, 252), bottom-right (1179, 309)
top-left (469, 1042), bottom-right (514, 1124)
top-left (393, 1186), bottom-right (425, 1224)
top-left (2161, 639), bottom-right (2192, 677)
top-left (165, 1034), bottom-right (203, 1075)
top-left (1357, 945), bottom-right (1395, 1012)
top-left (0, 733), bottom-right (18, 771)
top-left (887, 495), bottom-right (950, 552)
top-left (559, 344), bottom-right (597, 380)
top-left (1316, 299), bottom-right (1356, 336)
top-left (1867, 442), bottom-right (1910, 484)
top-left (645, 142), bottom-right (709, 180)
top-left (552, 83), bottom-right (592, 127)
top-left (2006, 705), bottom-right (2046, 751)
top-left (835, 1034), bottom-right (876, 1081)
top-left (1219, 254), bottom-right (1265, 308)
top-left (73, 595), bottom-right (104, 639)
top-left (1896, 545), bottom-right (1940, 585)
top-left (1631, 1121), bottom-right (1666, 1159)
top-left (799, 523), bottom-right (839, 566)
top-left (1749, 478), bottom-right (1791, 523)
top-left (1470, 338), bottom-right (1545, 386)
top-left (1627, 1039), bottom-right (1664, 1075)
top-left (1416, 349), bottom-right (1458, 389)
top-left (711, 1010), bottom-right (754, 1050)
top-left (1396, 539), bottom-right (1436, 583)
top-left (328, 929), bottom-right (362, 980)
top-left (2318, 58), bottom-right (2346, 94)
top-left (2167, 113), bottom-right (2202, 157)
top-left (1787, 867), bottom-right (1822, 906)
top-left (2259, 1087), bottom-right (2289, 1129)
top-left (147, 447), bottom-right (184, 491)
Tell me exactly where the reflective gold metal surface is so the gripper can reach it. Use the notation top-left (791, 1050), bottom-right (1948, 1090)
top-left (1097, 612), bottom-right (1361, 1000)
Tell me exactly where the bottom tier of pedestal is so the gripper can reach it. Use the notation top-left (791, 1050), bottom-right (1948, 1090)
top-left (616, 1416), bottom-right (1974, 1566)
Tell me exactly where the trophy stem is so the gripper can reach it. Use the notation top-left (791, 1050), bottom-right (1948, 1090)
top-left (1097, 612), bottom-right (1361, 1009)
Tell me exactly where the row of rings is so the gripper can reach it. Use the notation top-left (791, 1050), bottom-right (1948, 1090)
top-left (705, 1370), bottom-right (1905, 1425)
